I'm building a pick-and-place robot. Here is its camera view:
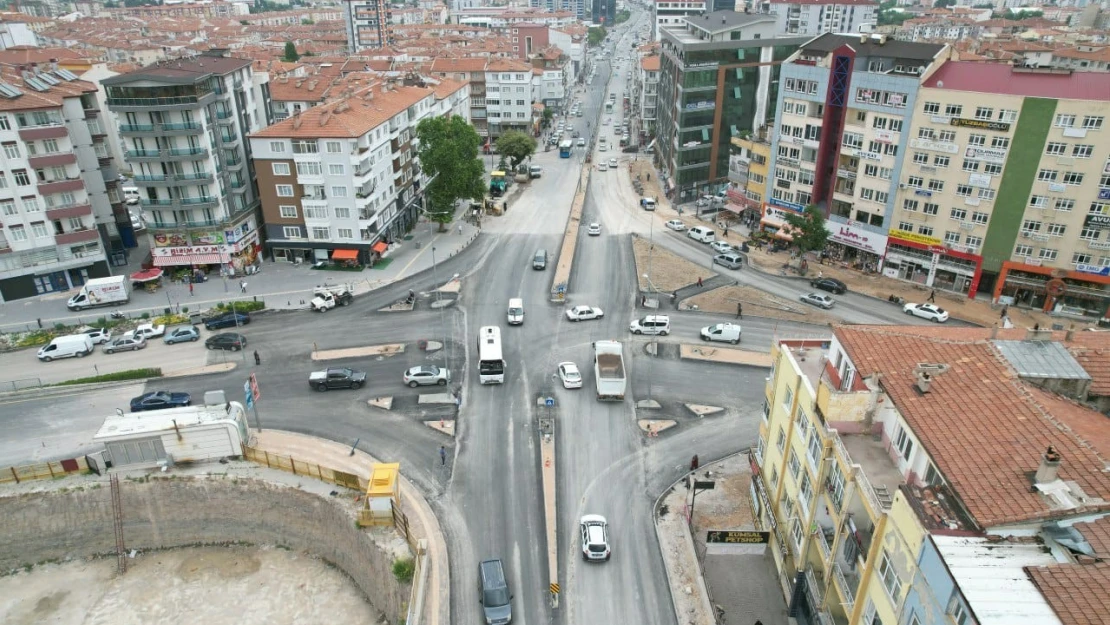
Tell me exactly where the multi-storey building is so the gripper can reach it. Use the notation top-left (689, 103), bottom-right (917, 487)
top-left (249, 79), bottom-right (468, 265)
top-left (592, 0), bottom-right (616, 25)
top-left (104, 51), bottom-right (272, 273)
top-left (726, 130), bottom-right (771, 216)
top-left (343, 0), bottom-right (392, 51)
top-left (653, 0), bottom-right (707, 41)
top-left (0, 66), bottom-right (125, 301)
top-left (633, 54), bottom-right (660, 141)
top-left (484, 59), bottom-right (535, 138)
top-left (757, 326), bottom-right (1110, 625)
top-left (765, 34), bottom-right (945, 270)
top-left (884, 62), bottom-right (1110, 313)
top-left (762, 0), bottom-right (877, 36)
top-left (428, 57), bottom-right (490, 136)
top-left (655, 12), bottom-right (806, 202)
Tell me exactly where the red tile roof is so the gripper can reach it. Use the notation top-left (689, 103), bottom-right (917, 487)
top-left (1027, 517), bottom-right (1110, 625)
top-left (1066, 331), bottom-right (1110, 396)
top-left (924, 61), bottom-right (1110, 100)
top-left (835, 325), bottom-right (1110, 528)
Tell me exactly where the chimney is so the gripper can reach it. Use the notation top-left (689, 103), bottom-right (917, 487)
top-left (1065, 326), bottom-right (1075, 342)
top-left (860, 34), bottom-right (869, 44)
top-left (991, 324), bottom-right (999, 339)
top-left (1035, 446), bottom-right (1062, 484)
top-left (915, 370), bottom-right (931, 394)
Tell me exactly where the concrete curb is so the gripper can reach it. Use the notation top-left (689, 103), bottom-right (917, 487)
top-left (652, 464), bottom-right (718, 625)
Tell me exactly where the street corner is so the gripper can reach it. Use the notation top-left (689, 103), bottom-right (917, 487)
top-left (684, 403), bottom-right (724, 417)
top-left (424, 418), bottom-right (456, 437)
top-left (367, 396), bottom-right (393, 410)
top-left (639, 418), bottom-right (676, 437)
top-left (312, 343), bottom-right (405, 361)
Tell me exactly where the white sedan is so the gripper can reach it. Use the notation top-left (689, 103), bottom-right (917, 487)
top-left (665, 219), bottom-right (686, 232)
top-left (904, 302), bottom-right (949, 323)
top-left (558, 362), bottom-right (583, 389)
top-left (608, 158), bottom-right (617, 168)
top-left (709, 241), bottom-right (734, 254)
top-left (587, 223), bottom-right (602, 236)
top-left (566, 305), bottom-right (604, 321)
top-left (800, 292), bottom-right (835, 309)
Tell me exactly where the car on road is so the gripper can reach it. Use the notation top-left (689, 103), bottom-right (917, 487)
top-left (598, 162), bottom-right (608, 171)
top-left (129, 390), bottom-right (191, 412)
top-left (713, 253), bottom-right (744, 270)
top-left (566, 305), bottom-right (604, 321)
top-left (577, 137), bottom-right (586, 146)
top-left (700, 322), bottom-right (741, 344)
top-left (709, 241), bottom-right (734, 254)
top-left (630, 315), bottom-right (670, 335)
top-left (78, 326), bottom-right (112, 345)
top-left (205, 332), bottom-right (247, 351)
top-left (580, 515), bottom-right (611, 561)
top-left (204, 311), bottom-right (251, 330)
top-left (904, 302), bottom-right (950, 323)
top-left (104, 335), bottom-right (146, 354)
top-left (800, 292), bottom-right (835, 309)
top-left (124, 323), bottom-right (165, 340)
top-left (608, 157), bottom-right (617, 168)
top-left (310, 367), bottom-right (367, 391)
top-left (810, 277), bottom-right (847, 295)
top-left (558, 362), bottom-right (583, 389)
top-left (164, 325), bottom-right (200, 344)
top-left (665, 219), bottom-right (686, 231)
top-left (403, 365), bottom-right (451, 387)
top-left (587, 223), bottom-right (601, 236)
top-left (603, 117), bottom-right (611, 125)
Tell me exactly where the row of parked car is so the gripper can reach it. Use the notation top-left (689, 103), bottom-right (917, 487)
top-left (36, 311), bottom-right (252, 362)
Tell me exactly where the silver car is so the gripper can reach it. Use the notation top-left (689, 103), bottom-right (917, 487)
top-left (103, 335), bottom-right (146, 354)
top-left (800, 292), bottom-right (835, 309)
top-left (403, 365), bottom-right (451, 387)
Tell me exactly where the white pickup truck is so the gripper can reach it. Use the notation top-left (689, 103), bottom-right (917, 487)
top-left (124, 323), bottom-right (165, 341)
top-left (310, 284), bottom-right (355, 312)
top-left (593, 340), bottom-right (626, 401)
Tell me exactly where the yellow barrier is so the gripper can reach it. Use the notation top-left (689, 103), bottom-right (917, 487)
top-left (242, 446), bottom-right (365, 491)
top-left (0, 457), bottom-right (89, 484)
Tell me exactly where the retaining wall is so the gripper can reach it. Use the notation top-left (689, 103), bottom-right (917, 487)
top-left (0, 476), bottom-right (409, 620)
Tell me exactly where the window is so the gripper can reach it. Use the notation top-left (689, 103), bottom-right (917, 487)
top-left (278, 205), bottom-right (297, 218)
top-left (937, 130), bottom-right (956, 142)
top-left (956, 184), bottom-right (973, 197)
top-left (923, 203), bottom-right (939, 215)
top-left (282, 226), bottom-right (300, 238)
top-left (1037, 169), bottom-right (1058, 182)
top-left (965, 235), bottom-right (983, 249)
top-left (0, 199), bottom-right (14, 215)
top-left (933, 155), bottom-right (950, 168)
top-left (269, 141), bottom-right (286, 153)
top-left (991, 136), bottom-right (1009, 149)
top-left (2, 143), bottom-right (19, 159)
top-left (787, 450), bottom-right (800, 480)
top-left (967, 134), bottom-right (986, 147)
top-left (1083, 116), bottom-right (1104, 130)
top-left (1015, 244), bottom-right (1033, 257)
top-left (272, 163), bottom-right (290, 176)
top-left (898, 221), bottom-right (913, 232)
top-left (999, 109), bottom-right (1018, 122)
top-left (1074, 252), bottom-right (1092, 265)
top-left (1073, 144), bottom-right (1094, 158)
top-left (310, 226), bottom-right (329, 239)
top-left (0, 172), bottom-right (5, 188)
top-left (296, 162), bottom-right (322, 176)
top-left (43, 138), bottom-right (59, 153)
top-left (21, 197), bottom-right (39, 212)
top-left (928, 179), bottom-right (944, 192)
top-left (907, 176), bottom-right (923, 188)
top-left (1080, 228), bottom-right (1100, 241)
top-left (912, 152), bottom-right (928, 165)
top-left (950, 600), bottom-right (969, 625)
top-left (878, 552), bottom-right (903, 600)
top-left (337, 228), bottom-right (353, 238)
top-left (974, 106), bottom-right (993, 120)
top-left (1040, 248), bottom-right (1058, 261)
top-left (945, 231), bottom-right (960, 245)
top-left (326, 141), bottom-right (343, 153)
top-left (917, 128), bottom-right (935, 140)
top-left (903, 199), bottom-right (918, 212)
top-left (894, 425), bottom-right (914, 461)
top-left (923, 101), bottom-right (940, 114)
top-left (292, 139), bottom-right (318, 154)
top-left (328, 164), bottom-right (345, 176)
top-left (304, 206), bottom-right (328, 219)
top-left (1022, 220), bottom-right (1043, 233)
top-left (334, 207), bottom-right (351, 219)
top-left (1063, 172), bottom-right (1085, 186)
top-left (983, 163), bottom-right (1003, 176)
top-left (918, 225), bottom-right (933, 236)
top-left (276, 184), bottom-right (294, 197)
top-left (944, 104), bottom-right (962, 117)
top-left (9, 225), bottom-right (26, 241)
top-left (962, 159), bottom-right (980, 173)
top-left (1045, 142), bottom-right (1067, 156)
top-left (31, 222), bottom-right (49, 238)
top-left (13, 169), bottom-right (29, 186)
top-left (972, 211), bottom-right (989, 225)
top-left (776, 427), bottom-right (786, 452)
top-left (1048, 223), bottom-right (1067, 237)
top-left (1055, 114), bottom-right (1076, 128)
top-left (0, 115), bottom-right (8, 130)
top-left (863, 601), bottom-right (885, 625)
top-left (950, 208), bottom-right (967, 221)
top-left (330, 185), bottom-right (348, 198)
top-left (791, 518), bottom-right (804, 553)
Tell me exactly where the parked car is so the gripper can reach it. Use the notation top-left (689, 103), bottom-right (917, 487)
top-left (800, 292), bottom-right (835, 309)
top-left (403, 365), bottom-right (451, 387)
top-left (709, 241), bottom-right (734, 254)
top-left (205, 332), bottom-right (247, 351)
top-left (204, 311), bottom-right (250, 330)
top-left (124, 323), bottom-right (165, 340)
top-left (309, 367), bottom-right (367, 391)
top-left (700, 322), bottom-right (741, 344)
top-left (665, 219), bottom-right (686, 232)
top-left (904, 302), bottom-right (949, 323)
top-left (566, 305), bottom-right (604, 321)
top-left (129, 390), bottom-right (191, 412)
top-left (810, 277), bottom-right (847, 295)
top-left (713, 253), bottom-right (744, 270)
top-left (104, 335), bottom-right (146, 354)
top-left (164, 325), bottom-right (200, 344)
top-left (558, 362), bottom-right (583, 389)
top-left (608, 158), bottom-right (617, 168)
top-left (580, 515), bottom-right (611, 561)
top-left (78, 326), bottom-right (112, 345)
top-left (587, 223), bottom-right (602, 236)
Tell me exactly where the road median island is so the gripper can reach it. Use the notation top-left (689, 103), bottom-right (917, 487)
top-left (679, 344), bottom-right (774, 368)
top-left (313, 343), bottom-right (406, 361)
top-left (537, 405), bottom-right (559, 607)
top-left (549, 164), bottom-right (591, 302)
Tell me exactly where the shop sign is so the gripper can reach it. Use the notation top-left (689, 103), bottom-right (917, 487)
top-left (1084, 214), bottom-right (1110, 230)
top-left (227, 228), bottom-right (259, 253)
top-left (968, 173), bottom-right (992, 188)
top-left (965, 146), bottom-right (1007, 164)
top-left (890, 228), bottom-right (943, 247)
top-left (769, 198), bottom-right (804, 213)
top-left (191, 231), bottom-right (225, 246)
top-left (151, 244), bottom-right (226, 258)
top-left (684, 100), bottom-right (714, 111)
top-left (225, 220), bottom-right (255, 244)
top-left (1088, 241), bottom-right (1110, 250)
top-left (1098, 188), bottom-right (1110, 200)
top-left (1048, 183), bottom-right (1067, 193)
top-left (858, 151), bottom-right (882, 162)
top-left (828, 221), bottom-right (888, 255)
top-left (873, 129), bottom-right (896, 144)
top-left (153, 233), bottom-right (189, 247)
top-left (930, 116), bottom-right (952, 125)
top-left (914, 189), bottom-right (933, 197)
top-left (1076, 263), bottom-right (1110, 276)
top-left (910, 138), bottom-right (959, 154)
top-left (950, 118), bottom-right (1011, 132)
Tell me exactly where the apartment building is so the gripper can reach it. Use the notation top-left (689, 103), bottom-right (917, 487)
top-left (653, 0), bottom-right (707, 41)
top-left (0, 66), bottom-right (125, 301)
top-left (485, 58), bottom-right (535, 138)
top-left (104, 51), bottom-right (272, 273)
top-left (592, 0), bottom-right (617, 25)
top-left (656, 11), bottom-right (806, 201)
top-left (765, 34), bottom-right (945, 270)
top-left (343, 0), bottom-right (392, 51)
top-left (249, 79), bottom-right (468, 265)
top-left (762, 0), bottom-right (878, 36)
top-left (883, 63), bottom-right (1110, 314)
top-left (756, 326), bottom-right (1110, 625)
top-left (428, 57), bottom-right (489, 136)
top-left (726, 131), bottom-right (771, 215)
top-left (632, 54), bottom-right (659, 140)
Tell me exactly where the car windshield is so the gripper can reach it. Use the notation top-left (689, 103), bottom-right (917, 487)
top-left (509, 307), bottom-right (523, 315)
top-left (483, 588), bottom-right (510, 607)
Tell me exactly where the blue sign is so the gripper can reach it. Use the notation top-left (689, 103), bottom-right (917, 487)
top-left (545, 397), bottom-right (555, 407)
top-left (1099, 188), bottom-right (1110, 200)
top-left (244, 381), bottom-right (253, 409)
top-left (1076, 263), bottom-right (1110, 276)
top-left (770, 198), bottom-right (805, 213)
top-left (914, 189), bottom-right (933, 197)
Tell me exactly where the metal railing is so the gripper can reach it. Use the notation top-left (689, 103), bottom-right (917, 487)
top-left (832, 562), bottom-right (856, 608)
top-left (108, 96), bottom-right (200, 107)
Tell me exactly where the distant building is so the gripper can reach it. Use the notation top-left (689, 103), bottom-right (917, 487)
top-left (760, 0), bottom-right (878, 36)
top-left (592, 0), bottom-right (616, 26)
top-left (653, 0), bottom-right (707, 41)
top-left (343, 0), bottom-right (392, 51)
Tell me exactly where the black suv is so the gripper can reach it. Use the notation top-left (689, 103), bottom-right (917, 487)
top-left (204, 311), bottom-right (251, 330)
top-left (811, 277), bottom-right (848, 295)
top-left (310, 367), bottom-right (367, 391)
top-left (205, 332), bottom-right (247, 351)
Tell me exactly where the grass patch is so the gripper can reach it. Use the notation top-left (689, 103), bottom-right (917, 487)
top-left (214, 300), bottom-right (265, 313)
top-left (392, 557), bottom-right (415, 584)
top-left (52, 368), bottom-right (162, 387)
top-left (370, 258), bottom-right (394, 270)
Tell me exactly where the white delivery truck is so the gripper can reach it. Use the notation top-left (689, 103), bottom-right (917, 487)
top-left (67, 276), bottom-right (130, 311)
top-left (593, 340), bottom-right (627, 401)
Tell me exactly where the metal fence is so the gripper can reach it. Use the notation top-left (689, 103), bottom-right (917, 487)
top-left (241, 446), bottom-right (364, 491)
top-left (0, 456), bottom-right (89, 484)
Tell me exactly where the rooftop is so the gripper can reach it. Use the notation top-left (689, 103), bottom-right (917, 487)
top-left (923, 61), bottom-right (1110, 101)
top-left (992, 339), bottom-right (1091, 382)
top-left (251, 84), bottom-right (431, 140)
top-left (684, 10), bottom-right (775, 35)
top-left (801, 32), bottom-right (946, 62)
top-left (103, 52), bottom-right (252, 86)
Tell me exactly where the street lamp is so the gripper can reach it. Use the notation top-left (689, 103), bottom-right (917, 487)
top-left (641, 272), bottom-right (659, 401)
top-left (431, 247), bottom-right (450, 375)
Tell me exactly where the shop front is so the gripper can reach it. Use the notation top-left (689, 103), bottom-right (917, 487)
top-left (824, 218), bottom-right (887, 273)
top-left (882, 229), bottom-right (983, 298)
top-left (994, 261), bottom-right (1110, 319)
top-left (760, 203), bottom-right (801, 243)
top-left (151, 218), bottom-right (262, 278)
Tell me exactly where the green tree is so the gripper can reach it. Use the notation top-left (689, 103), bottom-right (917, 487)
top-left (239, 19), bottom-right (248, 25)
top-left (301, 17), bottom-right (314, 24)
top-left (415, 115), bottom-right (486, 231)
top-left (495, 130), bottom-right (537, 172)
top-left (783, 205), bottom-right (829, 254)
top-left (615, 9), bottom-right (631, 24)
top-left (283, 41), bottom-right (300, 62)
top-left (542, 108), bottom-right (554, 128)
top-left (588, 26), bottom-right (607, 46)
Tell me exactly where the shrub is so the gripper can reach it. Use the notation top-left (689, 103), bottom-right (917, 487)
top-left (53, 368), bottom-right (162, 386)
top-left (215, 299), bottom-right (265, 313)
top-left (392, 557), bottom-right (415, 584)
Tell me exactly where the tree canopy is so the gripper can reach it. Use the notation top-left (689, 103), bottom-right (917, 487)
top-left (588, 26), bottom-right (607, 46)
top-left (283, 42), bottom-right (300, 62)
top-left (783, 205), bottom-right (830, 254)
top-left (415, 115), bottom-right (486, 229)
top-left (495, 131), bottom-right (537, 172)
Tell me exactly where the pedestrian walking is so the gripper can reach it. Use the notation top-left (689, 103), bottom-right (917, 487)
top-left (439, 445), bottom-right (447, 466)
top-left (928, 289), bottom-right (936, 303)
top-left (253, 350), bottom-right (261, 366)
top-left (697, 276), bottom-right (703, 287)
top-left (1000, 305), bottom-right (1008, 319)
top-left (640, 295), bottom-right (646, 306)
top-left (457, 223), bottom-right (463, 235)
top-left (189, 282), bottom-right (194, 296)
top-left (736, 303), bottom-right (743, 319)
top-left (690, 454), bottom-right (699, 472)
top-left (240, 280), bottom-right (248, 294)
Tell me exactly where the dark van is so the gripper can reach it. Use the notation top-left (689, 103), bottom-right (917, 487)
top-left (533, 249), bottom-right (548, 270)
top-left (479, 559), bottom-right (512, 624)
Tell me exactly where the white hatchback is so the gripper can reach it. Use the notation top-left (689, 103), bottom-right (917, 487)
top-left (665, 219), bottom-right (686, 232)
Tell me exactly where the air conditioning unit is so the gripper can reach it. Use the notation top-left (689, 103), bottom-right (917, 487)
top-left (898, 183), bottom-right (907, 189)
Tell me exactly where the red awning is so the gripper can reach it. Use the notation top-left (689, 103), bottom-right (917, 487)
top-left (371, 241), bottom-right (389, 254)
top-left (152, 253), bottom-right (224, 267)
top-left (332, 249), bottom-right (359, 261)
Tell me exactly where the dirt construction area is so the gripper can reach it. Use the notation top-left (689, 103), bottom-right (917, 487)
top-left (632, 235), bottom-right (714, 292)
top-left (686, 284), bottom-right (837, 326)
top-left (0, 546), bottom-right (378, 625)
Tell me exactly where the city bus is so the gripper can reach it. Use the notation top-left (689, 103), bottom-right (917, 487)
top-left (477, 325), bottom-right (505, 384)
top-left (559, 139), bottom-right (573, 158)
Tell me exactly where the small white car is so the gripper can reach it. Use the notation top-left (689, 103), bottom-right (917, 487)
top-left (598, 162), bottom-right (608, 172)
top-left (566, 305), bottom-right (604, 321)
top-left (709, 241), bottom-right (734, 254)
top-left (403, 365), bottom-right (451, 387)
top-left (577, 137), bottom-right (586, 146)
top-left (580, 514), bottom-right (611, 562)
top-left (700, 322), bottom-right (741, 344)
top-left (800, 292), bottom-right (835, 309)
top-left (608, 158), bottom-right (617, 168)
top-left (558, 362), bottom-right (583, 389)
top-left (904, 303), bottom-right (950, 323)
top-left (78, 326), bottom-right (112, 345)
top-left (587, 223), bottom-right (601, 236)
top-left (124, 323), bottom-right (165, 341)
top-left (665, 219), bottom-right (686, 232)
top-left (599, 143), bottom-right (607, 152)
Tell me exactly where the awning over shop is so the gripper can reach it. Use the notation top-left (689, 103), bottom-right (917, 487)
top-left (760, 215), bottom-right (796, 241)
top-left (371, 241), bottom-right (389, 254)
top-left (332, 249), bottom-right (359, 261)
top-left (152, 253), bottom-right (224, 267)
top-left (129, 268), bottom-right (163, 283)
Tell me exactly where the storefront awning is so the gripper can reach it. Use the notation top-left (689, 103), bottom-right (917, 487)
top-left (129, 268), bottom-right (163, 283)
top-left (760, 216), bottom-right (795, 241)
top-left (152, 253), bottom-right (224, 267)
top-left (371, 241), bottom-right (389, 254)
top-left (332, 249), bottom-right (359, 261)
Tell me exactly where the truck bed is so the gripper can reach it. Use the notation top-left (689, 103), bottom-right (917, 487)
top-left (596, 354), bottom-right (625, 378)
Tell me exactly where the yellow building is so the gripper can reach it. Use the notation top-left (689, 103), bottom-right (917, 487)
top-left (727, 132), bottom-right (771, 217)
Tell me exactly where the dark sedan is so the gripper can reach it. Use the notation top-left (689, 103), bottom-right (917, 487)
top-left (205, 332), bottom-right (247, 351)
top-left (130, 391), bottom-right (191, 412)
top-left (811, 277), bottom-right (848, 295)
top-left (204, 311), bottom-right (251, 330)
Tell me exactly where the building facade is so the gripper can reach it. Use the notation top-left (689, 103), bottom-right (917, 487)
top-left (655, 12), bottom-right (804, 202)
top-left (343, 0), bottom-right (392, 51)
top-left (105, 51), bottom-right (272, 274)
top-left (633, 54), bottom-right (660, 141)
top-left (652, 0), bottom-right (707, 41)
top-left (764, 34), bottom-right (945, 271)
top-left (592, 0), bottom-right (617, 25)
top-left (726, 131), bottom-right (771, 216)
top-left (484, 59), bottom-right (535, 138)
top-left (762, 0), bottom-right (878, 36)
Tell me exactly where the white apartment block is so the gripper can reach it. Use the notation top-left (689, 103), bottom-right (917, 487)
top-left (653, 0), bottom-right (707, 41)
top-left (762, 0), bottom-right (877, 36)
top-left (485, 59), bottom-right (535, 136)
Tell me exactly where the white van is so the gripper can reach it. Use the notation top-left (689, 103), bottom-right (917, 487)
top-left (38, 334), bottom-right (95, 361)
top-left (630, 315), bottom-right (670, 335)
top-left (640, 197), bottom-right (656, 211)
top-left (122, 186), bottom-right (140, 205)
top-left (507, 298), bottom-right (524, 325)
top-left (700, 322), bottom-right (741, 344)
top-left (688, 226), bottom-right (716, 243)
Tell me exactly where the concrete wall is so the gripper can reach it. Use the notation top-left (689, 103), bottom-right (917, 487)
top-left (0, 476), bottom-right (410, 621)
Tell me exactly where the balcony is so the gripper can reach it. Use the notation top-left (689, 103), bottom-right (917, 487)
top-left (107, 93), bottom-right (213, 111)
top-left (216, 110), bottom-right (234, 123)
top-left (831, 562), bottom-right (858, 610)
top-left (140, 198), bottom-right (174, 207)
top-left (219, 134), bottom-right (240, 148)
top-left (134, 172), bottom-right (215, 185)
top-left (225, 156), bottom-right (244, 169)
top-left (28, 152), bottom-right (77, 169)
top-left (18, 125), bottom-right (68, 141)
top-left (37, 179), bottom-right (85, 195)
top-left (149, 218), bottom-right (224, 230)
top-left (54, 229), bottom-right (100, 245)
top-left (165, 147), bottom-right (209, 160)
top-left (229, 180), bottom-right (248, 193)
top-left (46, 203), bottom-right (93, 220)
top-left (179, 196), bottom-right (218, 208)
top-left (119, 122), bottom-right (202, 136)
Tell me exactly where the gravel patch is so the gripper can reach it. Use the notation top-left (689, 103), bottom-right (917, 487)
top-left (633, 236), bottom-right (715, 293)
top-left (685, 284), bottom-right (836, 325)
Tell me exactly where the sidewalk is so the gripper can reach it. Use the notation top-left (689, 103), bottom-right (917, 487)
top-left (0, 220), bottom-right (481, 333)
